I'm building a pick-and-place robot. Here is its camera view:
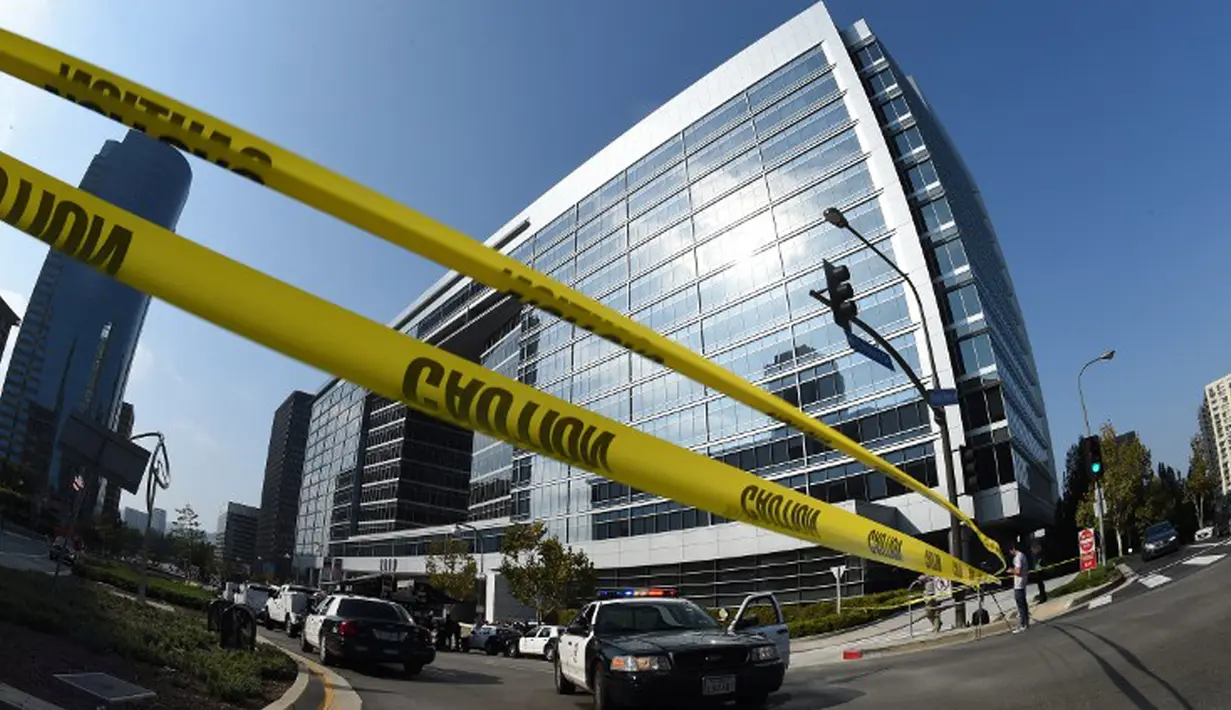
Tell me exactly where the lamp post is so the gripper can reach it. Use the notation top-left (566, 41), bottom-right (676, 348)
top-left (1078, 350), bottom-right (1115, 565)
top-left (823, 208), bottom-right (964, 571)
top-left (454, 522), bottom-right (484, 577)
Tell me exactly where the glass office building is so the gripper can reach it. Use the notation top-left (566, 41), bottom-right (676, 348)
top-left (297, 2), bottom-right (1055, 605)
top-left (0, 131), bottom-right (192, 498)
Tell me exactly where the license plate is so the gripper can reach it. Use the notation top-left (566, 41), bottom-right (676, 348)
top-left (702, 675), bottom-right (736, 696)
top-left (373, 630), bottom-right (401, 641)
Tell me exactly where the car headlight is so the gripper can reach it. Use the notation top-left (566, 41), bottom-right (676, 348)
top-left (750, 645), bottom-right (779, 662)
top-left (1168, 535), bottom-right (1177, 543)
top-left (610, 655), bottom-right (672, 673)
top-left (1144, 542), bottom-right (1156, 549)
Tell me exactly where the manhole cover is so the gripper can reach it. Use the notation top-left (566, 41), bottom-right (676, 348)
top-left (53, 673), bottom-right (156, 704)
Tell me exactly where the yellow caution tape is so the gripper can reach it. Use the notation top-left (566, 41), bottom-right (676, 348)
top-left (0, 30), bottom-right (1004, 570)
top-left (0, 149), bottom-right (998, 586)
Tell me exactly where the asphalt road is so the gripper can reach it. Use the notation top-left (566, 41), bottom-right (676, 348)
top-left (261, 543), bottom-right (1230, 709)
top-left (0, 528), bottom-right (61, 575)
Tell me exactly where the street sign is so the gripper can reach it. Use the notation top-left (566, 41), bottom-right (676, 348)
top-left (927, 388), bottom-right (959, 408)
top-left (1078, 527), bottom-right (1097, 571)
top-left (846, 331), bottom-right (894, 370)
top-left (933, 577), bottom-right (952, 597)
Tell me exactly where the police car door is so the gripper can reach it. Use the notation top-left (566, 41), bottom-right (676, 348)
top-left (305, 596), bottom-right (333, 645)
top-left (731, 593), bottom-right (790, 669)
top-left (559, 604), bottom-right (595, 687)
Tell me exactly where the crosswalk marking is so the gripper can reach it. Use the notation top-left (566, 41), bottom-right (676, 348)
top-left (1087, 594), bottom-right (1113, 609)
top-left (1183, 554), bottom-right (1226, 567)
top-left (1139, 574), bottom-right (1171, 589)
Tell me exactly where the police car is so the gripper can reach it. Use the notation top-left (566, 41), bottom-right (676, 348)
top-left (553, 588), bottom-right (788, 709)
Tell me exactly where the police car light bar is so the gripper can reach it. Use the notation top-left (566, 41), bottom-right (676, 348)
top-left (597, 588), bottom-right (679, 599)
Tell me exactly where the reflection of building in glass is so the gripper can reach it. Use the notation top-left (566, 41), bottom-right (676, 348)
top-left (0, 131), bottom-right (192, 503)
top-left (296, 2), bottom-right (1054, 605)
top-left (0, 296), bottom-right (18, 367)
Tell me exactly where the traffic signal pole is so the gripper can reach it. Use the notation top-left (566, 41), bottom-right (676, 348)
top-left (820, 208), bottom-right (967, 626)
top-left (1078, 352), bottom-right (1114, 566)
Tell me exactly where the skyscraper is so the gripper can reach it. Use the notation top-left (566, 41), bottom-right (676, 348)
top-left (1200, 373), bottom-right (1231, 495)
top-left (256, 390), bottom-right (314, 579)
top-left (217, 502), bottom-right (260, 570)
top-left (298, 2), bottom-right (1054, 602)
top-left (0, 131), bottom-right (192, 498)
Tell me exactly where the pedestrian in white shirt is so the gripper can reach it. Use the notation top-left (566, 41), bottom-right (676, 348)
top-left (1008, 540), bottom-right (1030, 633)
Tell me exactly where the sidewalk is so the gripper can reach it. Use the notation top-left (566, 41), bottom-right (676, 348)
top-left (790, 570), bottom-right (1112, 667)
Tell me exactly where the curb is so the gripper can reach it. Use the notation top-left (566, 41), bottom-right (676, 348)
top-left (262, 659), bottom-right (311, 710)
top-left (257, 636), bottom-right (362, 710)
top-left (0, 683), bottom-right (65, 710)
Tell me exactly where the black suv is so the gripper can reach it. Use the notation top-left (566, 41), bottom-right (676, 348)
top-left (1142, 521), bottom-right (1180, 561)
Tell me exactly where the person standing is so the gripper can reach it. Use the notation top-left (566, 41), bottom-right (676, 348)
top-left (1031, 541), bottom-right (1048, 603)
top-left (1008, 540), bottom-right (1030, 633)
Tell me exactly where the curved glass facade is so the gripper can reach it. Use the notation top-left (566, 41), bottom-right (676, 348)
top-left (0, 131), bottom-right (192, 493)
top-left (303, 2), bottom-right (1056, 606)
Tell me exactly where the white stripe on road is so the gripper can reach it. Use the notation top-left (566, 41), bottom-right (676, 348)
top-left (1182, 554), bottom-right (1226, 567)
top-left (1138, 574), bottom-right (1171, 589)
top-left (1087, 595), bottom-right (1113, 610)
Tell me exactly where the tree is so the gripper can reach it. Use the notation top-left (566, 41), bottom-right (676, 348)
top-left (1186, 434), bottom-right (1218, 529)
top-left (1097, 425), bottom-right (1150, 557)
top-left (500, 522), bottom-right (597, 621)
top-left (168, 504), bottom-right (207, 578)
top-left (425, 537), bottom-right (478, 602)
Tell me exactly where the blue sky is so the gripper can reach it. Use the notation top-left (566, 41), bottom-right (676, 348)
top-left (1, 1), bottom-right (1228, 529)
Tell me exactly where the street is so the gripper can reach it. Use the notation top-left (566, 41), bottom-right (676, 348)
top-left (258, 543), bottom-right (1230, 709)
top-left (0, 527), bottom-right (61, 575)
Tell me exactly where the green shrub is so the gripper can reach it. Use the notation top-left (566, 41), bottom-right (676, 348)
top-left (1049, 565), bottom-right (1121, 597)
top-left (0, 568), bottom-right (295, 703)
top-left (76, 561), bottom-right (214, 611)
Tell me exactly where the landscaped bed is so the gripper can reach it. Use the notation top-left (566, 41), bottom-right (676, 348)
top-left (0, 568), bottom-right (296, 709)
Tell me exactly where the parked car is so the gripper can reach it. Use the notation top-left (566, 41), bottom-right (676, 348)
top-left (48, 537), bottom-right (77, 567)
top-left (1141, 521), bottom-right (1181, 561)
top-left (554, 589), bottom-right (788, 708)
top-left (264, 584), bottom-right (317, 635)
top-left (515, 625), bottom-right (564, 661)
top-left (301, 594), bottom-right (435, 676)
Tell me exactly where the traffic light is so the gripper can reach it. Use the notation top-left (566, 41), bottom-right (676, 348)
top-left (823, 260), bottom-right (858, 329)
top-left (1080, 435), bottom-right (1103, 479)
top-left (959, 445), bottom-right (978, 492)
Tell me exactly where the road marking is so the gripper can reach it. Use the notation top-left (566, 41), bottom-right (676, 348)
top-left (1183, 554), bottom-right (1226, 566)
top-left (1087, 595), bottom-right (1113, 610)
top-left (1138, 574), bottom-right (1171, 589)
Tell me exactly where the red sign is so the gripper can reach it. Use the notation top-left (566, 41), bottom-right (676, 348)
top-left (1078, 527), bottom-right (1097, 571)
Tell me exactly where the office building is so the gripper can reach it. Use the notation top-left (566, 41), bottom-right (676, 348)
top-left (0, 295), bottom-right (18, 373)
top-left (256, 391), bottom-right (313, 579)
top-left (217, 502), bottom-right (260, 569)
top-left (121, 506), bottom-right (147, 531)
top-left (1200, 374), bottom-right (1231, 495)
top-left (0, 131), bottom-right (192, 503)
top-left (151, 506), bottom-right (167, 535)
top-left (295, 2), bottom-right (1054, 604)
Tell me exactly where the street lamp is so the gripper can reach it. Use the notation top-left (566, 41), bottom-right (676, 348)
top-left (129, 431), bottom-right (170, 601)
top-left (1077, 349), bottom-right (1115, 565)
top-left (823, 207), bottom-right (964, 570)
top-left (454, 522), bottom-right (484, 577)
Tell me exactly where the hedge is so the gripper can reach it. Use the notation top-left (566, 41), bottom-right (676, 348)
top-left (76, 561), bottom-right (215, 611)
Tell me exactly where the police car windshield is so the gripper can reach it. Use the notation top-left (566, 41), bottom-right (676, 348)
top-left (594, 600), bottom-right (720, 635)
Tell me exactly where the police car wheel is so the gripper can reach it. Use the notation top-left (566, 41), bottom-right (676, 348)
top-left (592, 666), bottom-right (613, 710)
top-left (554, 655), bottom-right (575, 695)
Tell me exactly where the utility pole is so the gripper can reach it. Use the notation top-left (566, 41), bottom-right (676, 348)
top-left (1078, 351), bottom-right (1115, 565)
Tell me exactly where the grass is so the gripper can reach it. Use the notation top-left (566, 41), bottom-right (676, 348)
top-left (0, 568), bottom-right (296, 703)
top-left (1049, 564), bottom-right (1122, 598)
top-left (76, 560), bottom-right (216, 611)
